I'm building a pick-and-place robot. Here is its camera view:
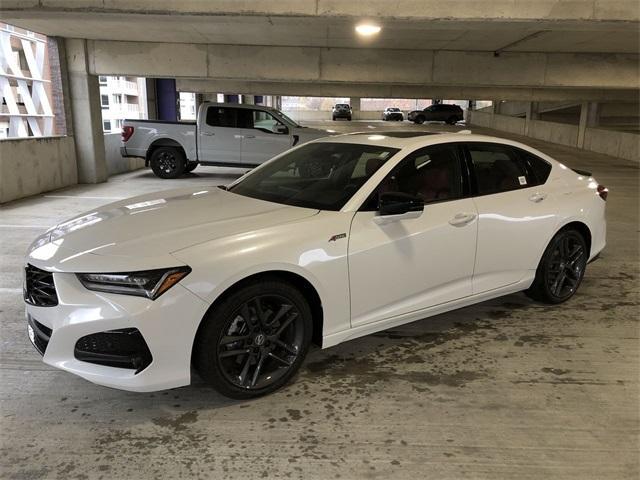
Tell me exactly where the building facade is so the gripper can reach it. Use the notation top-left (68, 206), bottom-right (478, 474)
top-left (98, 75), bottom-right (148, 133)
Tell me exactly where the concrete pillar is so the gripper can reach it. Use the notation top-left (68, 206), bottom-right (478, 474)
top-left (242, 95), bottom-right (255, 105)
top-left (351, 97), bottom-right (361, 120)
top-left (525, 102), bottom-right (539, 136)
top-left (145, 78), bottom-right (158, 119)
top-left (578, 102), bottom-right (599, 149)
top-left (64, 38), bottom-right (107, 184)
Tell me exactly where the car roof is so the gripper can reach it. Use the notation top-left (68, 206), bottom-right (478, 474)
top-left (313, 130), bottom-right (547, 152)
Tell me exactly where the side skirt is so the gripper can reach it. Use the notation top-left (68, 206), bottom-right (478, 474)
top-left (321, 277), bottom-right (533, 349)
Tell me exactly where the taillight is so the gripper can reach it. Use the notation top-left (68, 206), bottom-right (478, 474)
top-left (597, 184), bottom-right (608, 201)
top-left (121, 125), bottom-right (134, 142)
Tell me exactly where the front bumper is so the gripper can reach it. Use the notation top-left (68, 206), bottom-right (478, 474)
top-left (25, 271), bottom-right (209, 392)
top-left (333, 111), bottom-right (351, 118)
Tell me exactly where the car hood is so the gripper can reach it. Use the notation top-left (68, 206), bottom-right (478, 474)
top-left (26, 186), bottom-right (318, 272)
top-left (292, 126), bottom-right (332, 142)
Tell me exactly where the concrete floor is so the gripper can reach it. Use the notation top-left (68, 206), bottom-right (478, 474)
top-left (1, 121), bottom-right (638, 480)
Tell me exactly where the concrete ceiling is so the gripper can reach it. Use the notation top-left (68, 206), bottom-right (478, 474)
top-left (2, 0), bottom-right (638, 100)
top-left (2, 1), bottom-right (639, 54)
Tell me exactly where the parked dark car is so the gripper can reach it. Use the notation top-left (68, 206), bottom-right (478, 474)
top-left (332, 103), bottom-right (352, 121)
top-left (408, 104), bottom-right (464, 125)
top-left (382, 107), bottom-right (404, 121)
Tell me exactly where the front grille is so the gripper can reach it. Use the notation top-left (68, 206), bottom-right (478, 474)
top-left (27, 315), bottom-right (52, 355)
top-left (24, 264), bottom-right (58, 307)
top-left (75, 328), bottom-right (152, 373)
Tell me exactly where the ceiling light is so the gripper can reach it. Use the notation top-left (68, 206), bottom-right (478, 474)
top-left (355, 23), bottom-right (381, 36)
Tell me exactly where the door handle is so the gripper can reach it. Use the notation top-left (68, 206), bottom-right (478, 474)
top-left (449, 212), bottom-right (477, 227)
top-left (529, 192), bottom-right (547, 203)
top-left (244, 135), bottom-right (256, 139)
top-left (202, 132), bottom-right (215, 136)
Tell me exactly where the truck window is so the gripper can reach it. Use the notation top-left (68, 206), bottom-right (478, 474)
top-left (206, 107), bottom-right (236, 128)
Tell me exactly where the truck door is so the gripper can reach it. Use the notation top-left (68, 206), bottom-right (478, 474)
top-left (198, 106), bottom-right (242, 164)
top-left (237, 109), bottom-right (293, 166)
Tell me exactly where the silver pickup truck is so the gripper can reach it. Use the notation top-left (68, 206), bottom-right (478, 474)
top-left (120, 102), bottom-right (329, 179)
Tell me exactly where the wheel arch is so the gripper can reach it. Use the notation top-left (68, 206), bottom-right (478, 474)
top-left (190, 269), bottom-right (324, 366)
top-left (554, 220), bottom-right (592, 255)
top-left (145, 138), bottom-right (188, 166)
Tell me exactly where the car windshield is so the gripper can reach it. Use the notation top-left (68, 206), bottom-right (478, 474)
top-left (274, 110), bottom-right (300, 128)
top-left (228, 142), bottom-right (400, 211)
top-left (387, 108), bottom-right (400, 112)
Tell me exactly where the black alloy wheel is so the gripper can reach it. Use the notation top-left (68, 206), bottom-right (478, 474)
top-left (526, 229), bottom-right (588, 304)
top-left (150, 146), bottom-right (185, 179)
top-left (195, 279), bottom-right (312, 398)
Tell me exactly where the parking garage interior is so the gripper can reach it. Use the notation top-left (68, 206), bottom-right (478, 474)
top-left (0, 1), bottom-right (638, 479)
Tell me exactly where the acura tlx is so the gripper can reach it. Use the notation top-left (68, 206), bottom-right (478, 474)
top-left (24, 132), bottom-right (607, 399)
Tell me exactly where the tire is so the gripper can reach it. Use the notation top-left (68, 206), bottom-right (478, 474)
top-left (194, 278), bottom-right (313, 399)
top-left (150, 146), bottom-right (186, 179)
top-left (415, 116), bottom-right (425, 124)
top-left (525, 229), bottom-right (588, 304)
top-left (184, 162), bottom-right (198, 173)
top-left (332, 116), bottom-right (337, 121)
top-left (446, 116), bottom-right (457, 125)
top-left (347, 116), bottom-right (352, 121)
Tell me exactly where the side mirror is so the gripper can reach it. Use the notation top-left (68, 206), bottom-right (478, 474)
top-left (274, 124), bottom-right (289, 134)
top-left (378, 192), bottom-right (424, 218)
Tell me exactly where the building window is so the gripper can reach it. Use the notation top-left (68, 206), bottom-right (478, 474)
top-left (99, 76), bottom-right (107, 85)
top-left (102, 120), bottom-right (111, 132)
top-left (100, 94), bottom-right (109, 107)
top-left (113, 94), bottom-right (121, 104)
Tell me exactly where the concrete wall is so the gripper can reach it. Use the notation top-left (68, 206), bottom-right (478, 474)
top-left (284, 110), bottom-right (385, 122)
top-left (0, 136), bottom-right (78, 204)
top-left (469, 110), bottom-right (639, 162)
top-left (104, 133), bottom-right (145, 176)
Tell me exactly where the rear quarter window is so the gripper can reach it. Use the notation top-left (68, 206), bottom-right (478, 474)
top-left (516, 149), bottom-right (552, 185)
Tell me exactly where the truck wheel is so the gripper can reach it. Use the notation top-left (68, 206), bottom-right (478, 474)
top-left (184, 162), bottom-right (198, 173)
top-left (150, 146), bottom-right (186, 179)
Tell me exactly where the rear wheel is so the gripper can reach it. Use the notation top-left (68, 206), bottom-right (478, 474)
top-left (194, 278), bottom-right (313, 399)
top-left (526, 229), bottom-right (588, 304)
top-left (446, 116), bottom-right (458, 125)
top-left (150, 146), bottom-right (185, 179)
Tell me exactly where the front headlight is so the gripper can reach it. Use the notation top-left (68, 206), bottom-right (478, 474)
top-left (76, 266), bottom-right (191, 300)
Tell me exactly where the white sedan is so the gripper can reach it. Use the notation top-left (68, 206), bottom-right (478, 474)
top-left (24, 132), bottom-right (607, 398)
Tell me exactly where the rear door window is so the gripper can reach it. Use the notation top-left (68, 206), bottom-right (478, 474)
top-left (206, 107), bottom-right (237, 128)
top-left (466, 143), bottom-right (533, 195)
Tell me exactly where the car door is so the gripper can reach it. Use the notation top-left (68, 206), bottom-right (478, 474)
top-left (198, 106), bottom-right (242, 164)
top-left (237, 109), bottom-right (293, 166)
top-left (348, 143), bottom-right (478, 327)
top-left (464, 142), bottom-right (559, 293)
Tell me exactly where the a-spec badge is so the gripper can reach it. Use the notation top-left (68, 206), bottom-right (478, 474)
top-left (328, 233), bottom-right (347, 242)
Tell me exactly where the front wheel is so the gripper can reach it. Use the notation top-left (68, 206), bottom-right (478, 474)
top-left (194, 278), bottom-right (313, 399)
top-left (414, 116), bottom-right (425, 124)
top-left (150, 146), bottom-right (185, 179)
top-left (526, 229), bottom-right (588, 304)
